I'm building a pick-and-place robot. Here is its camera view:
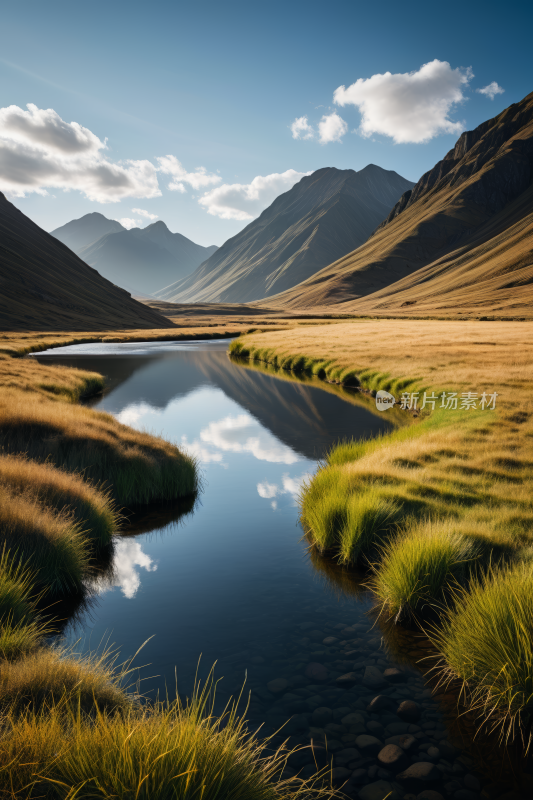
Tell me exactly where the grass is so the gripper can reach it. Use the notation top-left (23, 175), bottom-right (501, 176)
top-left (230, 319), bottom-right (533, 738)
top-left (432, 562), bottom-right (533, 749)
top-left (0, 672), bottom-right (336, 800)
top-left (372, 519), bottom-right (481, 622)
top-left (0, 454), bottom-right (119, 550)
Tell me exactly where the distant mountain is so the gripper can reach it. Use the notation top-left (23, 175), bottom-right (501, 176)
top-left (0, 195), bottom-right (171, 331)
top-left (51, 212), bottom-right (125, 251)
top-left (261, 91), bottom-right (533, 318)
top-left (155, 165), bottom-right (415, 304)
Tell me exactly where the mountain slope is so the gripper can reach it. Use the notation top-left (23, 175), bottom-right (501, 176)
top-left (156, 165), bottom-right (414, 304)
top-left (51, 212), bottom-right (125, 251)
top-left (261, 91), bottom-right (533, 317)
top-left (54, 217), bottom-right (218, 296)
top-left (0, 194), bottom-right (173, 331)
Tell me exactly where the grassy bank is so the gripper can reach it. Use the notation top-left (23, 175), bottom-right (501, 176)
top-left (229, 319), bottom-right (533, 742)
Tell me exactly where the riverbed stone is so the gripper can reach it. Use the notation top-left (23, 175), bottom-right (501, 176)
top-left (384, 667), bottom-right (408, 684)
top-left (335, 747), bottom-right (360, 765)
top-left (305, 662), bottom-right (328, 682)
top-left (341, 712), bottom-right (365, 726)
top-left (267, 678), bottom-right (289, 694)
top-left (363, 666), bottom-right (386, 689)
top-left (311, 706), bottom-right (332, 726)
top-left (397, 762), bottom-right (441, 788)
top-left (377, 743), bottom-right (408, 771)
top-left (416, 792), bottom-right (444, 800)
top-left (323, 636), bottom-right (339, 646)
top-left (464, 774), bottom-right (481, 791)
top-left (337, 671), bottom-right (360, 686)
top-left (284, 714), bottom-right (309, 734)
top-left (367, 694), bottom-right (395, 713)
top-left (330, 767), bottom-right (352, 784)
top-left (355, 734), bottom-right (382, 755)
top-left (396, 700), bottom-right (421, 722)
top-left (358, 780), bottom-right (398, 800)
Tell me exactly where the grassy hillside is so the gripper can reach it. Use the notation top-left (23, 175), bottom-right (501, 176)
top-left (260, 91), bottom-right (533, 318)
top-left (0, 194), bottom-right (172, 331)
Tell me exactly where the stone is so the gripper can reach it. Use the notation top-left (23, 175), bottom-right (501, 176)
top-left (337, 672), bottom-right (360, 686)
top-left (284, 714), bottom-right (309, 734)
top-left (330, 766), bottom-right (351, 784)
top-left (384, 667), bottom-right (408, 683)
top-left (367, 695), bottom-right (396, 713)
top-left (363, 666), bottom-right (386, 689)
top-left (397, 761), bottom-right (441, 786)
top-left (358, 780), bottom-right (397, 800)
top-left (367, 720), bottom-right (385, 736)
top-left (386, 722), bottom-right (410, 735)
top-left (355, 734), bottom-right (383, 755)
top-left (305, 662), bottom-right (328, 682)
top-left (453, 791), bottom-right (478, 800)
top-left (325, 739), bottom-right (343, 752)
top-left (438, 740), bottom-right (457, 760)
top-left (341, 712), bottom-right (365, 726)
top-left (377, 744), bottom-right (408, 771)
top-left (464, 774), bottom-right (481, 792)
top-left (335, 747), bottom-right (360, 765)
top-left (396, 700), bottom-right (421, 722)
top-left (250, 655), bottom-right (265, 664)
top-left (352, 768), bottom-right (367, 784)
top-left (311, 707), bottom-right (333, 727)
top-left (427, 746), bottom-right (440, 760)
top-left (416, 792), bottom-right (445, 800)
top-left (267, 678), bottom-right (289, 694)
top-left (323, 636), bottom-right (339, 646)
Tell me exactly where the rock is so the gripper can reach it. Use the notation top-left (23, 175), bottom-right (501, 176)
top-left (309, 741), bottom-right (329, 767)
top-left (332, 706), bottom-right (352, 720)
top-left (397, 762), bottom-right (441, 788)
top-left (325, 739), bottom-right (343, 752)
top-left (396, 700), bottom-right (421, 722)
top-left (363, 666), bottom-right (386, 689)
top-left (337, 671), bottom-right (360, 686)
top-left (426, 746), bottom-right (440, 760)
top-left (384, 667), bottom-right (408, 683)
top-left (367, 695), bottom-right (396, 713)
top-left (308, 630), bottom-right (325, 641)
top-left (267, 678), bottom-right (288, 694)
top-left (464, 774), bottom-right (481, 791)
top-left (284, 714), bottom-right (309, 734)
top-left (341, 712), bottom-right (365, 726)
top-left (453, 791), bottom-right (479, 800)
top-left (330, 766), bottom-right (351, 784)
top-left (311, 707), bottom-right (332, 727)
top-left (335, 747), bottom-right (360, 765)
top-left (398, 734), bottom-right (417, 752)
top-left (416, 792), bottom-right (445, 800)
top-left (355, 734), bottom-right (383, 755)
top-left (325, 722), bottom-right (345, 736)
top-left (305, 662), bottom-right (328, 682)
top-left (386, 722), bottom-right (410, 735)
top-left (377, 744), bottom-right (408, 772)
top-left (323, 636), bottom-right (339, 646)
top-left (358, 780), bottom-right (397, 800)
top-left (438, 739), bottom-right (457, 760)
top-left (352, 768), bottom-right (367, 784)
top-left (250, 655), bottom-right (265, 664)
top-left (367, 720), bottom-right (385, 736)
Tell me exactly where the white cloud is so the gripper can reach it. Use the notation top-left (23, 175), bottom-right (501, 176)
top-left (318, 111), bottom-right (348, 144)
top-left (0, 103), bottom-right (161, 202)
top-left (180, 435), bottom-right (225, 465)
top-left (291, 116), bottom-right (314, 140)
top-left (92, 539), bottom-right (157, 599)
top-left (115, 401), bottom-right (159, 425)
top-left (200, 414), bottom-right (299, 464)
top-left (334, 59), bottom-right (474, 144)
top-left (156, 155), bottom-right (221, 193)
top-left (198, 169), bottom-right (311, 221)
top-left (256, 472), bottom-right (312, 506)
top-left (115, 217), bottom-right (140, 230)
top-left (257, 481), bottom-right (279, 499)
top-left (476, 81), bottom-right (504, 100)
top-left (132, 207), bottom-right (158, 220)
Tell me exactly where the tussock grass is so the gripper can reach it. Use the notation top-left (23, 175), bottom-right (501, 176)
top-left (0, 389), bottom-right (198, 505)
top-left (0, 618), bottom-right (46, 662)
top-left (0, 483), bottom-right (89, 596)
top-left (0, 674), bottom-right (335, 800)
top-left (0, 545), bottom-right (38, 626)
top-left (372, 520), bottom-right (481, 622)
top-left (0, 454), bottom-right (119, 549)
top-left (432, 562), bottom-right (533, 747)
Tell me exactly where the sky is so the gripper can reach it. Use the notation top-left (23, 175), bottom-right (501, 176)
top-left (1, 0), bottom-right (531, 247)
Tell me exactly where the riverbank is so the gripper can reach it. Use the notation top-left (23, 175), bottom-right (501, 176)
top-left (228, 319), bottom-right (533, 746)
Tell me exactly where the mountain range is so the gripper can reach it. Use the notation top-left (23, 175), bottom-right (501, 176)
top-left (0, 196), bottom-right (170, 331)
top-left (51, 214), bottom-right (217, 296)
top-left (261, 91), bottom-right (533, 318)
top-left (155, 165), bottom-right (414, 304)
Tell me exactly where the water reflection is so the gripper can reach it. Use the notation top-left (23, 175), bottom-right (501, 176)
top-left (92, 539), bottom-right (158, 599)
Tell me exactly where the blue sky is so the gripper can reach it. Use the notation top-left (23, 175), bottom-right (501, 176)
top-left (1, 0), bottom-right (531, 246)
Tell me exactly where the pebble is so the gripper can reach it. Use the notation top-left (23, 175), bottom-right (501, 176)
top-left (323, 636), bottom-right (339, 646)
top-left (377, 743), bottom-right (408, 771)
top-left (368, 695), bottom-right (396, 713)
top-left (355, 734), bottom-right (383, 755)
top-left (311, 707), bottom-right (332, 726)
top-left (384, 667), bottom-right (408, 683)
top-left (304, 662), bottom-right (328, 682)
top-left (358, 780), bottom-right (397, 800)
top-left (337, 671), bottom-right (360, 686)
top-left (363, 666), bottom-right (386, 689)
top-left (397, 700), bottom-right (422, 722)
top-left (397, 761), bottom-right (442, 786)
top-left (267, 678), bottom-right (288, 694)
top-left (416, 792), bottom-right (445, 800)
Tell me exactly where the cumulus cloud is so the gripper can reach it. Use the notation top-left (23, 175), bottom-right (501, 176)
top-left (476, 81), bottom-right (504, 100)
top-left (291, 116), bottom-right (314, 140)
top-left (115, 217), bottom-right (140, 230)
top-left (0, 103), bottom-right (161, 202)
top-left (334, 59), bottom-right (474, 144)
top-left (156, 155), bottom-right (221, 193)
top-left (132, 207), bottom-right (158, 220)
top-left (200, 414), bottom-right (299, 464)
top-left (318, 111), bottom-right (348, 144)
top-left (257, 481), bottom-right (279, 499)
top-left (256, 472), bottom-right (312, 506)
top-left (198, 169), bottom-right (311, 221)
top-left (180, 435), bottom-right (226, 465)
top-left (92, 539), bottom-right (157, 599)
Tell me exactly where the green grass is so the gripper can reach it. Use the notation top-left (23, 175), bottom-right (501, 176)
top-left (0, 672), bottom-right (335, 800)
top-left (432, 562), bottom-right (533, 748)
top-left (0, 545), bottom-right (38, 626)
top-left (0, 619), bottom-right (46, 662)
top-left (372, 520), bottom-right (481, 622)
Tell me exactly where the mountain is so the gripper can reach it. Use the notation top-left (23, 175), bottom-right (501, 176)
top-left (261, 91), bottom-right (533, 318)
top-left (51, 212), bottom-right (125, 251)
top-left (51, 215), bottom-right (218, 296)
top-left (0, 194), bottom-right (172, 331)
top-left (155, 165), bottom-right (415, 304)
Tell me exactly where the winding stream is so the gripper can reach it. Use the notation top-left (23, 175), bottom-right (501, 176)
top-left (35, 339), bottom-right (509, 799)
